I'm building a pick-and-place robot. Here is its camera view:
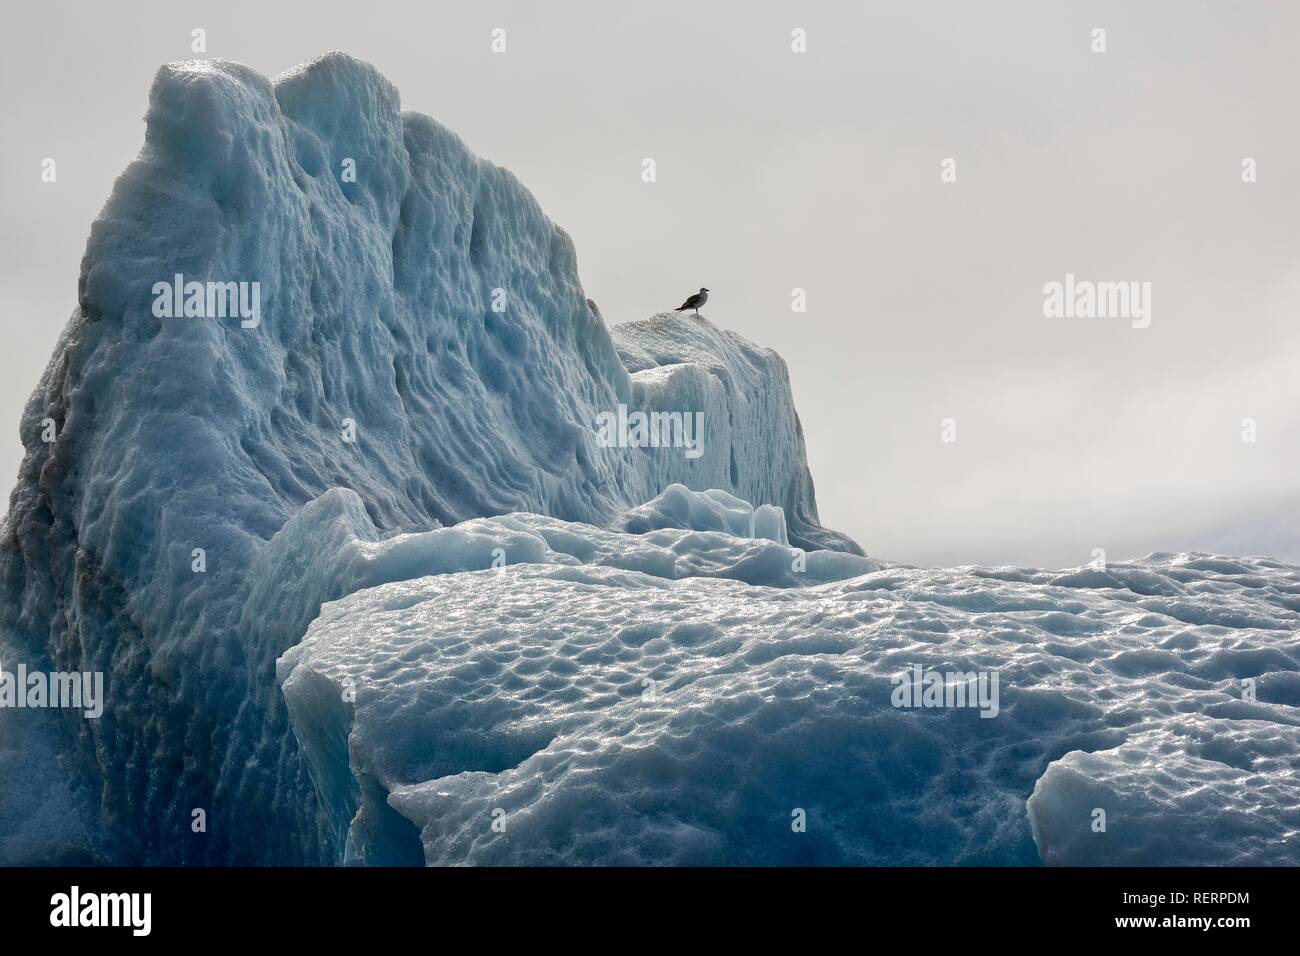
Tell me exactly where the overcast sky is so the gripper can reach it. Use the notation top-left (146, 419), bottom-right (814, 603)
top-left (1, 0), bottom-right (1297, 568)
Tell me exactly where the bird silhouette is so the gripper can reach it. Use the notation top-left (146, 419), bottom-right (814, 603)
top-left (674, 287), bottom-right (709, 314)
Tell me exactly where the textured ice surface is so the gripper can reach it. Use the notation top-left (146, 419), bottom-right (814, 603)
top-left (0, 54), bottom-right (856, 865)
top-left (273, 486), bottom-right (876, 863)
top-left (281, 550), bottom-right (1300, 866)
top-left (615, 483), bottom-right (789, 544)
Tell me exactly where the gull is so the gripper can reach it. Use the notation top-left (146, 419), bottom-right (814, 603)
top-left (674, 287), bottom-right (709, 314)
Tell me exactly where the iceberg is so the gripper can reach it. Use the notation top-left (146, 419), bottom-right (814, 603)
top-left (2, 51), bottom-right (1296, 869)
top-left (0, 54), bottom-right (857, 865)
